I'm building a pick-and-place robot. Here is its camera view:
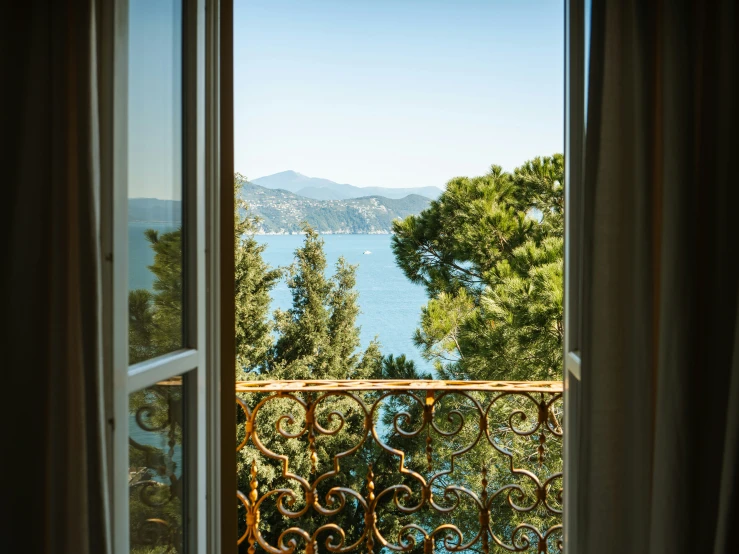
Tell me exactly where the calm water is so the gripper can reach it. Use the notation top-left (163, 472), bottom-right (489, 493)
top-left (129, 225), bottom-right (431, 372)
top-left (258, 234), bottom-right (430, 372)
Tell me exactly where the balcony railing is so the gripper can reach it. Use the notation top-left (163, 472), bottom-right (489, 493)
top-left (235, 380), bottom-right (563, 554)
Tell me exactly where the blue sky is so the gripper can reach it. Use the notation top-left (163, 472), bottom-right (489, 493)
top-left (235, 0), bottom-right (564, 189)
top-left (128, 0), bottom-right (182, 200)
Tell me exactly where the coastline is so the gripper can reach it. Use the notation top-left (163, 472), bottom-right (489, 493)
top-left (255, 230), bottom-right (393, 236)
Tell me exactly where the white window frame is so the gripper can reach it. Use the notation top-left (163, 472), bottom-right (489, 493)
top-left (103, 0), bottom-right (224, 552)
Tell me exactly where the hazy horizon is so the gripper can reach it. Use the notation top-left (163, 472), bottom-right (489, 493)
top-left (248, 169), bottom-right (442, 188)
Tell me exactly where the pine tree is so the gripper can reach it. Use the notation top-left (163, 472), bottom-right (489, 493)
top-left (234, 174), bottom-right (281, 377)
top-left (392, 154), bottom-right (564, 381)
top-left (268, 227), bottom-right (381, 380)
top-left (390, 155), bottom-right (564, 549)
top-left (128, 228), bottom-right (183, 364)
top-left (271, 227), bottom-right (332, 373)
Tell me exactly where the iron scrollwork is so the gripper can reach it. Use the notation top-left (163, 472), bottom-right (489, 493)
top-left (236, 380), bottom-right (563, 554)
top-left (129, 382), bottom-right (184, 553)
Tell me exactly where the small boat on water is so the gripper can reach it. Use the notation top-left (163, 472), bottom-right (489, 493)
top-left (363, 250), bottom-right (372, 255)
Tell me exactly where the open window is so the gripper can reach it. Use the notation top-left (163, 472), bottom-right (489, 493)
top-left (104, 0), bottom-right (584, 550)
top-left (105, 0), bottom-right (231, 551)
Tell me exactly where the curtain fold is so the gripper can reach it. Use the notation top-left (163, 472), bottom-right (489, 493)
top-left (580, 0), bottom-right (739, 552)
top-left (579, 1), bottom-right (658, 550)
top-left (3, 2), bottom-right (111, 553)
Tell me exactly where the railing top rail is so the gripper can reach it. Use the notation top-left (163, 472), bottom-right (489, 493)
top-left (234, 379), bottom-right (563, 393)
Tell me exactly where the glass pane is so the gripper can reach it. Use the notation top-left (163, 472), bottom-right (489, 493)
top-left (128, 0), bottom-right (184, 365)
top-left (129, 377), bottom-right (186, 553)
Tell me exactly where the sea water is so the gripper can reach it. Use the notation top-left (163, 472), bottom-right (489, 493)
top-left (258, 234), bottom-right (431, 373)
top-left (128, 225), bottom-right (431, 373)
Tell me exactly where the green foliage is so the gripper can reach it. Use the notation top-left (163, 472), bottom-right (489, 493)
top-left (127, 228), bottom-right (185, 552)
top-left (381, 354), bottom-right (432, 380)
top-left (234, 174), bottom-right (282, 376)
top-left (237, 226), bottom-right (384, 550)
top-left (387, 156), bottom-right (564, 552)
top-left (392, 155), bottom-right (564, 381)
top-left (129, 289), bottom-right (155, 365)
top-left (128, 228), bottom-right (183, 365)
top-left (268, 227), bottom-right (382, 380)
top-left (128, 176), bottom-right (281, 553)
top-left (130, 156), bottom-right (566, 552)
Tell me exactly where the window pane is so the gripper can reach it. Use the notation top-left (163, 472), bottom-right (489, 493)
top-left (129, 377), bottom-right (186, 553)
top-left (128, 0), bottom-right (184, 364)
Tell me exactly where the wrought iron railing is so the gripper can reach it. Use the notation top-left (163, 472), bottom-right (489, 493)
top-left (235, 380), bottom-right (563, 554)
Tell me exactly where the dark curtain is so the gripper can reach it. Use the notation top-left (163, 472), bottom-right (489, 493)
top-left (2, 2), bottom-right (111, 553)
top-left (579, 0), bottom-right (738, 552)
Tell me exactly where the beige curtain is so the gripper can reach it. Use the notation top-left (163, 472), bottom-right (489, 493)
top-left (3, 2), bottom-right (111, 553)
top-left (579, 0), bottom-right (738, 552)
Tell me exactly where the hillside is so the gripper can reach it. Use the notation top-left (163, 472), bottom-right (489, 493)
top-left (251, 170), bottom-right (443, 201)
top-left (241, 182), bottom-right (430, 234)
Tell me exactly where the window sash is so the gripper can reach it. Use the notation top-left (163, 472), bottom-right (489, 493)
top-left (106, 0), bottom-right (219, 552)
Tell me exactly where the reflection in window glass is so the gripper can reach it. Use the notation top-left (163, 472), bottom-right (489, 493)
top-left (128, 0), bottom-right (184, 364)
top-left (129, 378), bottom-right (185, 553)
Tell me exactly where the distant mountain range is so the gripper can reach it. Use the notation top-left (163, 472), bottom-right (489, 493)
top-left (251, 170), bottom-right (443, 201)
top-left (129, 180), bottom-right (432, 234)
top-left (240, 182), bottom-right (430, 234)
